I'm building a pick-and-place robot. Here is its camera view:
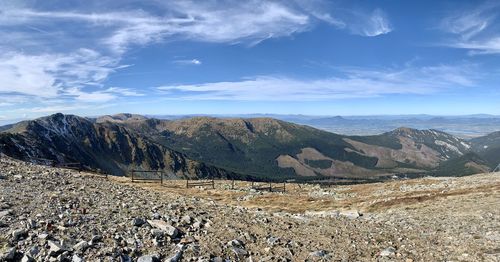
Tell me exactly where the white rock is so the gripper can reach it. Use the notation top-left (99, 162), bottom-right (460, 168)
top-left (380, 247), bottom-right (396, 257)
top-left (147, 220), bottom-right (178, 237)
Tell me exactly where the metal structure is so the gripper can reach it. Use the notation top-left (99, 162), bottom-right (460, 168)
top-left (494, 163), bottom-right (500, 173)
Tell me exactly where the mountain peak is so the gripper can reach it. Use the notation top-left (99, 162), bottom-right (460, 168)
top-left (96, 113), bottom-right (148, 123)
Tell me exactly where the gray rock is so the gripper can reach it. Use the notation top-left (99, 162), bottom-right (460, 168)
top-left (227, 239), bottom-right (244, 248)
top-left (47, 240), bottom-right (64, 256)
top-left (339, 210), bottom-right (361, 219)
top-left (150, 229), bottom-right (164, 238)
top-left (0, 209), bottom-right (12, 218)
top-left (137, 254), bottom-right (160, 262)
top-left (28, 246), bottom-right (39, 257)
top-left (72, 254), bottom-right (84, 262)
top-left (120, 254), bottom-right (132, 262)
top-left (132, 217), bottom-right (146, 227)
top-left (89, 235), bottom-right (102, 245)
top-left (266, 236), bottom-right (280, 246)
top-left (181, 215), bottom-right (192, 224)
top-left (231, 247), bottom-right (248, 256)
top-left (309, 250), bottom-right (328, 257)
top-left (166, 250), bottom-right (183, 262)
top-left (1, 247), bottom-right (16, 260)
top-left (12, 228), bottom-right (27, 240)
top-left (21, 254), bottom-right (35, 262)
top-left (380, 247), bottom-right (396, 257)
top-left (73, 240), bottom-right (89, 253)
top-left (147, 220), bottom-right (179, 237)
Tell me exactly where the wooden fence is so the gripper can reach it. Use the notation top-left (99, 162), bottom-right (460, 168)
top-left (31, 158), bottom-right (83, 172)
top-left (251, 181), bottom-right (286, 192)
top-left (186, 179), bottom-right (215, 189)
top-left (130, 170), bottom-right (164, 184)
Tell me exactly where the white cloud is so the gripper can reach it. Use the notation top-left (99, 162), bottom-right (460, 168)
top-left (0, 49), bottom-right (123, 98)
top-left (173, 59), bottom-right (202, 66)
top-left (359, 9), bottom-right (392, 37)
top-left (0, 0), bottom-right (394, 114)
top-left (157, 64), bottom-right (477, 101)
top-left (105, 87), bottom-right (144, 97)
top-left (440, 2), bottom-right (500, 54)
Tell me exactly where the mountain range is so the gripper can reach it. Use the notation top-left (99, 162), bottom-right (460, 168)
top-left (0, 113), bottom-right (498, 181)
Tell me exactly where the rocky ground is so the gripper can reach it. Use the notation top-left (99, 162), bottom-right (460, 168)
top-left (0, 156), bottom-right (499, 261)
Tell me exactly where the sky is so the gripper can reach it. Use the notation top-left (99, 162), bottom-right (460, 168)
top-left (0, 0), bottom-right (500, 124)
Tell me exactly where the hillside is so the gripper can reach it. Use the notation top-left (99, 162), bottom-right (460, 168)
top-left (0, 113), bottom-right (494, 181)
top-left (97, 114), bottom-right (486, 180)
top-left (1, 156), bottom-right (498, 261)
top-left (0, 113), bottom-right (242, 179)
top-left (470, 131), bottom-right (500, 168)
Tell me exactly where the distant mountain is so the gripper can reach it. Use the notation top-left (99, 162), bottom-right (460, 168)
top-left (470, 131), bottom-right (500, 168)
top-left (0, 113), bottom-right (494, 181)
top-left (96, 114), bottom-right (486, 180)
top-left (0, 113), bottom-right (243, 179)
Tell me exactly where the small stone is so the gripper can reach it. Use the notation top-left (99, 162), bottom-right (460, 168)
top-left (380, 247), bottom-right (396, 257)
top-left (0, 209), bottom-right (12, 218)
top-left (180, 236), bottom-right (195, 244)
top-left (132, 217), bottom-right (146, 227)
top-left (137, 254), bottom-right (160, 262)
top-left (38, 233), bottom-right (49, 239)
top-left (339, 210), bottom-right (361, 219)
top-left (266, 236), bottom-right (280, 246)
top-left (48, 240), bottom-right (64, 256)
top-left (150, 229), bottom-right (164, 238)
top-left (72, 254), bottom-right (84, 262)
top-left (73, 240), bottom-right (89, 253)
top-left (227, 239), bottom-right (244, 248)
top-left (21, 254), bottom-right (35, 262)
top-left (26, 246), bottom-right (39, 258)
top-left (147, 220), bottom-right (179, 237)
top-left (181, 215), bottom-right (192, 224)
top-left (2, 247), bottom-right (16, 260)
top-left (166, 250), bottom-right (183, 262)
top-left (12, 228), bottom-right (28, 240)
top-left (310, 250), bottom-right (328, 257)
top-left (89, 235), bottom-right (102, 245)
top-left (231, 247), bottom-right (248, 256)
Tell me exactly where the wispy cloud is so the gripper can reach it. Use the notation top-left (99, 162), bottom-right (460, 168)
top-left (173, 59), bottom-right (202, 66)
top-left (157, 64), bottom-right (477, 101)
top-left (0, 0), bottom-right (393, 119)
top-left (440, 2), bottom-right (500, 54)
top-left (294, 0), bottom-right (392, 37)
top-left (0, 49), bottom-right (126, 97)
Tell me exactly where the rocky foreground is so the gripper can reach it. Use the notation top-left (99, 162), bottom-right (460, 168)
top-left (0, 156), bottom-right (499, 261)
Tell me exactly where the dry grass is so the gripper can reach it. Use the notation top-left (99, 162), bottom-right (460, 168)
top-left (104, 172), bottom-right (500, 215)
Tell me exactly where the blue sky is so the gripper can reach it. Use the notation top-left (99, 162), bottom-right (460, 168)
top-left (1, 0), bottom-right (500, 123)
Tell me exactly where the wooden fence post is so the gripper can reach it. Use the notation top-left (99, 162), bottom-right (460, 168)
top-left (283, 182), bottom-right (286, 193)
top-left (186, 179), bottom-right (189, 188)
top-left (131, 171), bottom-right (134, 183)
top-left (269, 182), bottom-right (272, 192)
top-left (231, 179), bottom-right (235, 190)
top-left (212, 179), bottom-right (215, 189)
top-left (160, 172), bottom-right (163, 185)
